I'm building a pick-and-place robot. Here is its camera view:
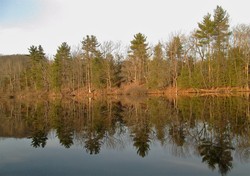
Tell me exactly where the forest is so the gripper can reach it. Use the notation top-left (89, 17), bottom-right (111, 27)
top-left (0, 6), bottom-right (249, 96)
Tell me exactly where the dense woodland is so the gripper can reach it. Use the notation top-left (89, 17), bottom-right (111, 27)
top-left (0, 6), bottom-right (249, 95)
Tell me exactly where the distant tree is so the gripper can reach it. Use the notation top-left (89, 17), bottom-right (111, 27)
top-left (129, 33), bottom-right (149, 84)
top-left (213, 6), bottom-right (231, 55)
top-left (166, 34), bottom-right (183, 92)
top-left (28, 45), bottom-right (48, 90)
top-left (195, 13), bottom-right (214, 85)
top-left (194, 6), bottom-right (231, 87)
top-left (0, 55), bottom-right (29, 92)
top-left (82, 35), bottom-right (102, 93)
top-left (71, 45), bottom-right (85, 90)
top-left (232, 24), bottom-right (250, 89)
top-left (178, 34), bottom-right (196, 88)
top-left (38, 45), bottom-right (50, 91)
top-left (101, 41), bottom-right (120, 90)
top-left (148, 42), bottom-right (168, 88)
top-left (213, 6), bottom-right (231, 86)
top-left (52, 42), bottom-right (72, 91)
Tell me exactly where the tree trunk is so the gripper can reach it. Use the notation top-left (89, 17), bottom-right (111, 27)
top-left (246, 62), bottom-right (249, 90)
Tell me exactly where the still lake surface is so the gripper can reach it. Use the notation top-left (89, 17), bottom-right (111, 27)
top-left (0, 95), bottom-right (250, 176)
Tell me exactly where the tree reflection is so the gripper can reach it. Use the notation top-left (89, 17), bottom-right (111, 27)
top-left (132, 125), bottom-right (151, 157)
top-left (198, 139), bottom-right (234, 176)
top-left (169, 124), bottom-right (186, 147)
top-left (0, 95), bottom-right (250, 175)
top-left (51, 101), bottom-right (74, 148)
top-left (24, 102), bottom-right (50, 148)
top-left (82, 98), bottom-right (106, 154)
top-left (57, 128), bottom-right (74, 148)
top-left (128, 101), bottom-right (151, 158)
top-left (30, 129), bottom-right (48, 148)
top-left (192, 97), bottom-right (236, 175)
top-left (84, 133), bottom-right (103, 154)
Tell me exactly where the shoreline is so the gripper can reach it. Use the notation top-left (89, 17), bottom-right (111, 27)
top-left (1, 87), bottom-right (249, 100)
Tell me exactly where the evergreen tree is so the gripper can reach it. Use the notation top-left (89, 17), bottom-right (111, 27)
top-left (52, 42), bottom-right (71, 91)
top-left (38, 45), bottom-right (50, 91)
top-left (213, 6), bottom-right (231, 55)
top-left (28, 45), bottom-right (48, 90)
top-left (129, 33), bottom-right (149, 84)
top-left (195, 13), bottom-right (214, 85)
top-left (194, 6), bottom-right (231, 87)
top-left (213, 6), bottom-right (231, 86)
top-left (148, 42), bottom-right (167, 88)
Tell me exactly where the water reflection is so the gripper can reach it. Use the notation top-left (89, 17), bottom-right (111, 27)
top-left (0, 95), bottom-right (250, 175)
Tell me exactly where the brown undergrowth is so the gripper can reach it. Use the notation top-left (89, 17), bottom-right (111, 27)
top-left (1, 85), bottom-right (249, 101)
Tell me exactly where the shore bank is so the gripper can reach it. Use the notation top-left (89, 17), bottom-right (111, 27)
top-left (1, 86), bottom-right (249, 101)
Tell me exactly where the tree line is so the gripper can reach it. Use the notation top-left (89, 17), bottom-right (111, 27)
top-left (0, 6), bottom-right (249, 94)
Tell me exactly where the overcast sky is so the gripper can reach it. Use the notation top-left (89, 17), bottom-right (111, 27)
top-left (0, 0), bottom-right (249, 56)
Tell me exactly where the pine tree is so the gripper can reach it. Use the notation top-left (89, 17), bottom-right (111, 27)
top-left (195, 6), bottom-right (231, 87)
top-left (195, 13), bottom-right (214, 85)
top-left (148, 42), bottom-right (167, 88)
top-left (28, 45), bottom-right (48, 90)
top-left (129, 33), bottom-right (149, 84)
top-left (213, 6), bottom-right (231, 86)
top-left (52, 42), bottom-right (71, 91)
top-left (213, 6), bottom-right (231, 55)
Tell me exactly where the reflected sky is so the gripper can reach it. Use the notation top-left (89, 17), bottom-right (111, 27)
top-left (0, 135), bottom-right (209, 176)
top-left (0, 132), bottom-right (249, 176)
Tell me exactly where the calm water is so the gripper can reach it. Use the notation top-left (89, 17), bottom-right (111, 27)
top-left (0, 95), bottom-right (250, 176)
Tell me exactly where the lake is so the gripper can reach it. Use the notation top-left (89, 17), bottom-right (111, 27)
top-left (0, 95), bottom-right (250, 176)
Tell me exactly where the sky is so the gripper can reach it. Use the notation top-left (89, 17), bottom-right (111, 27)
top-left (0, 0), bottom-right (249, 56)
